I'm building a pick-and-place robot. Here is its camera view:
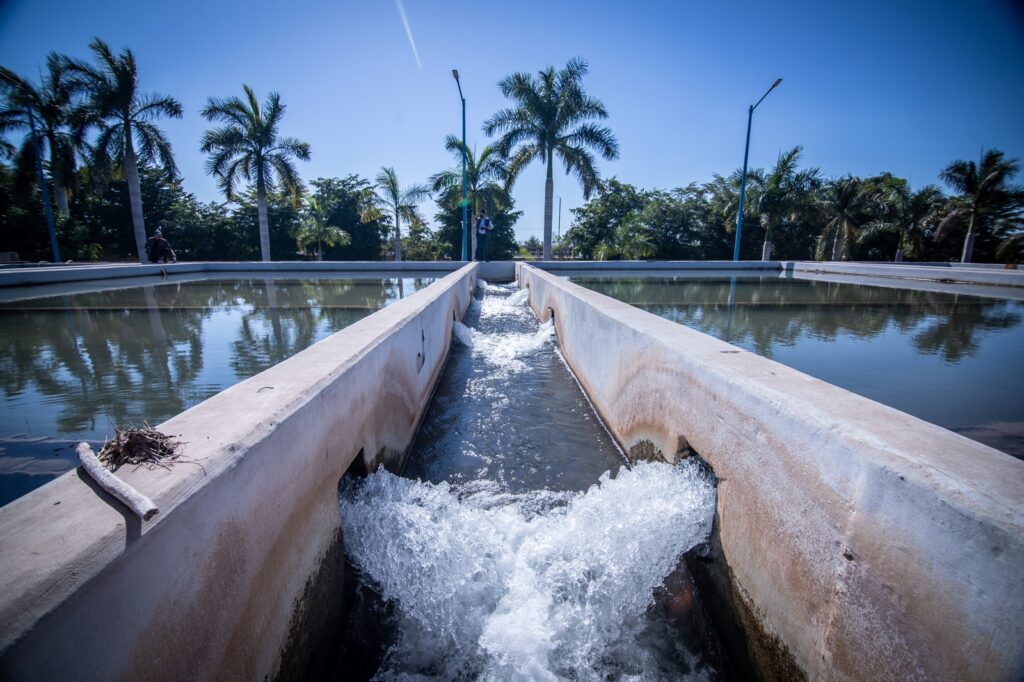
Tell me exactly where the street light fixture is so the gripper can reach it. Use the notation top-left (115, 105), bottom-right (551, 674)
top-left (452, 69), bottom-right (468, 261)
top-left (732, 78), bottom-right (782, 262)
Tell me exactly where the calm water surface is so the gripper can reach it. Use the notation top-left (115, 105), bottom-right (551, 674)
top-left (572, 275), bottom-right (1024, 458)
top-left (0, 276), bottom-right (435, 505)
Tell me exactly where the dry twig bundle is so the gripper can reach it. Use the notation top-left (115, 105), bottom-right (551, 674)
top-left (98, 423), bottom-right (181, 471)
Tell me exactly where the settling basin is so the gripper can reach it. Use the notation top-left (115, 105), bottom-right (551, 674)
top-left (0, 274), bottom-right (436, 505)
top-left (571, 273), bottom-right (1024, 457)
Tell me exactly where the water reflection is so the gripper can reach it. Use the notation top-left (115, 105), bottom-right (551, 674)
top-left (574, 277), bottom-right (1024, 458)
top-left (0, 277), bottom-right (434, 506)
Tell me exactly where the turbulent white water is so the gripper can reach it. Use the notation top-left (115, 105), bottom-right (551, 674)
top-left (452, 318), bottom-right (554, 375)
top-left (339, 460), bottom-right (716, 681)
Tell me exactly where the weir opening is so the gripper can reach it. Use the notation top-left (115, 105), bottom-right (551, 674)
top-left (334, 282), bottom-right (729, 680)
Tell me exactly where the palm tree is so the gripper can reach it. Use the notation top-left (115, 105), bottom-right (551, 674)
top-left (430, 135), bottom-right (509, 258)
top-left (483, 58), bottom-right (619, 260)
top-left (63, 39), bottom-right (182, 262)
top-left (0, 54), bottom-right (80, 215)
top-left (594, 210), bottom-right (655, 260)
top-left (296, 197), bottom-right (349, 260)
top-left (937, 149), bottom-right (1024, 263)
top-left (750, 146), bottom-right (819, 260)
top-left (815, 176), bottom-right (872, 261)
top-left (366, 167), bottom-right (428, 262)
top-left (201, 85), bottom-right (311, 261)
top-left (860, 184), bottom-right (944, 261)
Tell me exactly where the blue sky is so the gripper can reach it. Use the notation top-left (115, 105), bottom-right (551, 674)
top-left (2, 0), bottom-right (1023, 242)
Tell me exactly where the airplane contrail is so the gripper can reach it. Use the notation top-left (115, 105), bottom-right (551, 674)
top-left (394, 0), bottom-right (422, 70)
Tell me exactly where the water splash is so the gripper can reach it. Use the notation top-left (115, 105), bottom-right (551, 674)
top-left (479, 287), bottom-right (530, 319)
top-left (453, 319), bottom-right (554, 374)
top-left (507, 287), bottom-right (529, 306)
top-left (477, 278), bottom-right (514, 294)
top-left (340, 459), bottom-right (716, 680)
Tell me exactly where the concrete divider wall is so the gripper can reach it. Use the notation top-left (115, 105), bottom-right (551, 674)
top-left (518, 264), bottom-right (1024, 680)
top-left (0, 264), bottom-right (478, 680)
top-left (0, 259), bottom-right (517, 288)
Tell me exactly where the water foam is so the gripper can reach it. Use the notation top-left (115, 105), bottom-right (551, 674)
top-left (478, 287), bottom-right (531, 320)
top-left (453, 319), bottom-right (554, 374)
top-left (339, 460), bottom-right (716, 680)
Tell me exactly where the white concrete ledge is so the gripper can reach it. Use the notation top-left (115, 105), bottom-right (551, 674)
top-left (0, 260), bottom-right (517, 291)
top-left (0, 264), bottom-right (478, 679)
top-left (532, 259), bottom-right (783, 272)
top-left (784, 260), bottom-right (1024, 288)
top-left (0, 261), bottom-right (469, 288)
top-left (519, 263), bottom-right (1024, 680)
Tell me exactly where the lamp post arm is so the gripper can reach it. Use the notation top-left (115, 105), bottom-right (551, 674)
top-left (752, 78), bottom-right (782, 112)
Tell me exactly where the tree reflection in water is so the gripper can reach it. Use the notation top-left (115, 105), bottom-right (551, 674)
top-left (581, 277), bottom-right (1022, 362)
top-left (576, 277), bottom-right (1024, 457)
top-left (0, 277), bottom-right (432, 505)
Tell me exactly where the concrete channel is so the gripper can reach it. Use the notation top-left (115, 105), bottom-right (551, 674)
top-left (0, 259), bottom-right (1022, 679)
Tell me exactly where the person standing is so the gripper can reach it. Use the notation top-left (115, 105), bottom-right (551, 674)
top-left (476, 214), bottom-right (493, 261)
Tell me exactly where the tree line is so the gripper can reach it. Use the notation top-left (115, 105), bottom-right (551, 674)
top-left (560, 147), bottom-right (1024, 264)
top-left (2, 41), bottom-right (1021, 264)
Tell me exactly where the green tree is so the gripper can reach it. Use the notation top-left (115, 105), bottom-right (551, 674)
top-left (66, 163), bottom-right (184, 260)
top-left (815, 176), bottom-right (874, 261)
top-left (308, 176), bottom-right (386, 260)
top-left (860, 181), bottom-right (945, 261)
top-left (400, 219), bottom-right (437, 261)
top-left (200, 84), bottom-right (311, 261)
top-left (366, 166), bottom-right (429, 262)
top-left (432, 183), bottom-right (520, 260)
top-left (484, 57), bottom-right (619, 260)
top-left (561, 179), bottom-right (646, 259)
top-left (430, 135), bottom-right (509, 258)
top-left (594, 210), bottom-right (655, 260)
top-left (157, 193), bottom-right (240, 261)
top-left (640, 186), bottom-right (732, 260)
top-left (231, 189), bottom-right (303, 260)
top-left (0, 55), bottom-right (80, 216)
top-left (63, 38), bottom-right (183, 261)
top-left (937, 149), bottom-right (1024, 263)
top-left (749, 146), bottom-right (820, 260)
top-left (295, 196), bottom-right (350, 260)
top-left (0, 160), bottom-right (49, 260)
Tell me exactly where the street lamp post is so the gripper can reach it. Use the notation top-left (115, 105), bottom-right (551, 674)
top-left (732, 78), bottom-right (782, 262)
top-left (452, 69), bottom-right (468, 261)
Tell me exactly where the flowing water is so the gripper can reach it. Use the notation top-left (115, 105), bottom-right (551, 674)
top-left (337, 284), bottom-right (721, 681)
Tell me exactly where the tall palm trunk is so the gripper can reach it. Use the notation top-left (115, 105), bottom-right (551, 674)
top-left (960, 209), bottom-right (976, 263)
top-left (47, 139), bottom-right (70, 216)
top-left (761, 219), bottom-right (774, 261)
top-left (831, 220), bottom-right (846, 261)
top-left (393, 213), bottom-right (402, 262)
top-left (543, 150), bottom-right (554, 261)
top-left (53, 184), bottom-right (70, 216)
top-left (256, 175), bottom-right (271, 262)
top-left (123, 127), bottom-right (148, 263)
